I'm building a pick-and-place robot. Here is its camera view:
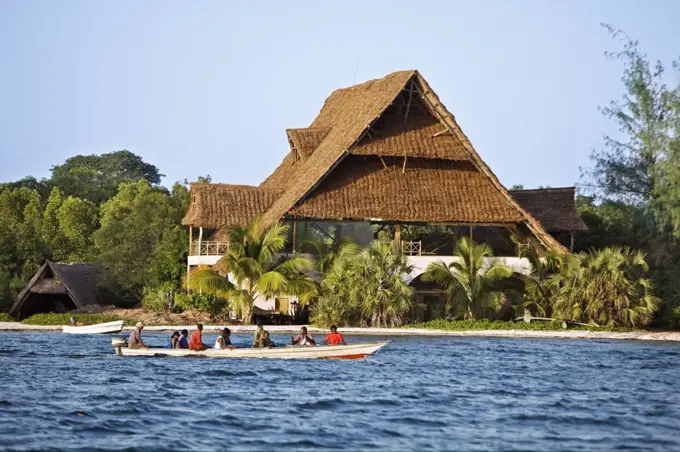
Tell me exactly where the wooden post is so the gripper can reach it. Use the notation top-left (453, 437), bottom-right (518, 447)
top-left (198, 227), bottom-right (203, 256)
top-left (292, 218), bottom-right (297, 254)
top-left (569, 232), bottom-right (575, 253)
top-left (469, 224), bottom-right (474, 242)
top-left (189, 225), bottom-right (193, 256)
top-left (394, 223), bottom-right (401, 250)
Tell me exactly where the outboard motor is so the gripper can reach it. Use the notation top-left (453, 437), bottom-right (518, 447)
top-left (111, 336), bottom-right (127, 356)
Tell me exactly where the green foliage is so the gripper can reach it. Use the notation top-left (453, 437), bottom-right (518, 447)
top-left (50, 150), bottom-right (163, 204)
top-left (173, 292), bottom-right (220, 313)
top-left (312, 241), bottom-right (414, 327)
top-left (0, 313), bottom-right (14, 322)
top-left (187, 218), bottom-right (317, 321)
top-left (423, 237), bottom-right (512, 320)
top-left (517, 241), bottom-right (563, 317)
top-left (578, 27), bottom-right (680, 324)
top-left (93, 180), bottom-right (188, 299)
top-left (551, 247), bottom-right (660, 328)
top-left (141, 282), bottom-right (178, 312)
top-left (0, 176), bottom-right (52, 200)
top-left (586, 25), bottom-right (680, 209)
top-left (406, 319), bottom-right (620, 332)
top-left (21, 313), bottom-right (126, 325)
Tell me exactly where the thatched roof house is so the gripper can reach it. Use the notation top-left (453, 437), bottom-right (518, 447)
top-left (183, 70), bottom-right (585, 254)
top-left (8, 262), bottom-right (109, 319)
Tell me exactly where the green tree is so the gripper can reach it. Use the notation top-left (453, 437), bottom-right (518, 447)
top-left (312, 241), bottom-right (414, 327)
top-left (585, 25), bottom-right (680, 224)
top-left (551, 247), bottom-right (660, 328)
top-left (187, 219), bottom-right (317, 321)
top-left (93, 180), bottom-right (186, 299)
top-left (0, 176), bottom-right (52, 200)
top-left (353, 241), bottom-right (414, 327)
top-left (516, 241), bottom-right (563, 317)
top-left (16, 191), bottom-right (46, 279)
top-left (57, 197), bottom-right (98, 261)
top-left (50, 150), bottom-right (163, 204)
top-left (423, 237), bottom-right (512, 320)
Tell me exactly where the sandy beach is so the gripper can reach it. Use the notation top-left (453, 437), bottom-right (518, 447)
top-left (2, 322), bottom-right (680, 341)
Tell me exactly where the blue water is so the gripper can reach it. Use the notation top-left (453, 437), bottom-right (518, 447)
top-left (1, 332), bottom-right (680, 451)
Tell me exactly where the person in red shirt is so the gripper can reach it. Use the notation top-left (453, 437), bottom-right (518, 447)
top-left (324, 325), bottom-right (346, 345)
top-left (189, 323), bottom-right (208, 350)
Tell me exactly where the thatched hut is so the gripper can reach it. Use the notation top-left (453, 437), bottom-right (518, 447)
top-left (181, 70), bottom-right (588, 313)
top-left (8, 262), bottom-right (109, 319)
top-left (183, 70), bottom-right (585, 256)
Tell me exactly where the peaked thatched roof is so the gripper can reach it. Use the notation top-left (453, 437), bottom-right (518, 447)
top-left (9, 261), bottom-right (105, 317)
top-left (290, 156), bottom-right (523, 223)
top-left (510, 187), bottom-right (588, 232)
top-left (182, 183), bottom-right (283, 229)
top-left (183, 70), bottom-right (570, 252)
top-left (260, 70), bottom-right (417, 223)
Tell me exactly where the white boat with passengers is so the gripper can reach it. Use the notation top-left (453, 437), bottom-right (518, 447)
top-left (112, 338), bottom-right (388, 359)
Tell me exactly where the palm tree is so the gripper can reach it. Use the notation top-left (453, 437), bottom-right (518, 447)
top-left (551, 246), bottom-right (660, 328)
top-left (423, 236), bottom-right (512, 320)
top-left (298, 238), bottom-right (360, 273)
top-left (516, 240), bottom-right (564, 317)
top-left (311, 240), bottom-right (414, 327)
top-left (354, 241), bottom-right (414, 327)
top-left (186, 218), bottom-right (318, 322)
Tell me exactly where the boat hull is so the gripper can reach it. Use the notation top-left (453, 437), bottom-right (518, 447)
top-left (115, 341), bottom-right (389, 359)
top-left (63, 320), bottom-right (125, 334)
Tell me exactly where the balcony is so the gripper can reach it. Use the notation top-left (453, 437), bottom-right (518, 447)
top-left (188, 241), bottom-right (230, 266)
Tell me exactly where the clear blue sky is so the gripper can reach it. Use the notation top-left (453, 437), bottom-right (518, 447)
top-left (1, 0), bottom-right (679, 190)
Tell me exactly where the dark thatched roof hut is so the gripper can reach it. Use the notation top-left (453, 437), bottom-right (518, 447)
top-left (183, 70), bottom-right (585, 254)
top-left (8, 261), bottom-right (109, 320)
top-left (509, 187), bottom-right (588, 233)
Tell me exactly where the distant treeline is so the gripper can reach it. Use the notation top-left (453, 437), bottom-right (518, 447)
top-left (0, 150), bottom-right (203, 310)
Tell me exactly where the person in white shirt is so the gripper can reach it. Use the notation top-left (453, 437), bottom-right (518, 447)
top-left (215, 328), bottom-right (235, 350)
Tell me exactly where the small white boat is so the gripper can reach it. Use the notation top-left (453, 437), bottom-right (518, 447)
top-left (63, 320), bottom-right (125, 335)
top-left (113, 339), bottom-right (389, 359)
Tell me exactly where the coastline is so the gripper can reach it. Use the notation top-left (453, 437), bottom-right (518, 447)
top-left (2, 322), bottom-right (680, 341)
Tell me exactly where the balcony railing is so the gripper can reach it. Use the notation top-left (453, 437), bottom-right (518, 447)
top-left (190, 241), bottom-right (230, 256)
top-left (401, 240), bottom-right (422, 256)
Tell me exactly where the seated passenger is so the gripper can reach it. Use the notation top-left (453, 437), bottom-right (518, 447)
top-left (291, 326), bottom-right (315, 346)
top-left (253, 319), bottom-right (273, 348)
top-left (128, 322), bottom-right (148, 349)
top-left (168, 331), bottom-right (180, 349)
top-left (215, 327), bottom-right (235, 350)
top-left (189, 323), bottom-right (209, 350)
top-left (177, 329), bottom-right (189, 349)
top-left (324, 325), bottom-right (346, 345)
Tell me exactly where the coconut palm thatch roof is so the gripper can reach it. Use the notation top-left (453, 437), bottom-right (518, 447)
top-left (510, 187), bottom-right (588, 232)
top-left (9, 261), bottom-right (108, 319)
top-left (183, 70), bottom-right (578, 253)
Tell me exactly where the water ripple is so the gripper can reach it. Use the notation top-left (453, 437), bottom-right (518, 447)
top-left (1, 332), bottom-right (680, 450)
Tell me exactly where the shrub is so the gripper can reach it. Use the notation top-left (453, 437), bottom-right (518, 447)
top-left (174, 292), bottom-right (220, 313)
top-left (551, 247), bottom-right (660, 328)
top-left (316, 241), bottom-right (413, 327)
top-left (0, 313), bottom-right (14, 322)
top-left (406, 319), bottom-right (620, 332)
top-left (141, 282), bottom-right (177, 312)
top-left (310, 295), bottom-right (357, 328)
top-left (22, 313), bottom-right (126, 325)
